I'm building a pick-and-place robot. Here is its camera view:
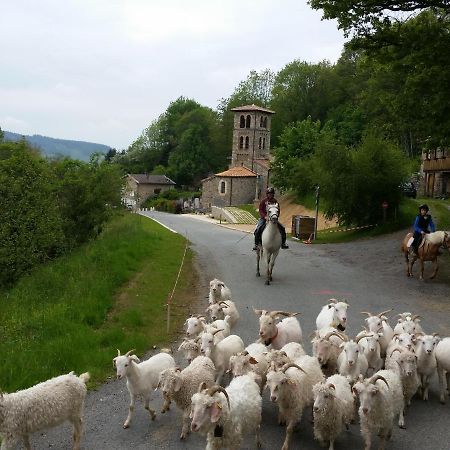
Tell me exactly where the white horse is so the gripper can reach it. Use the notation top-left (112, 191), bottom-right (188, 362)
top-left (256, 203), bottom-right (282, 285)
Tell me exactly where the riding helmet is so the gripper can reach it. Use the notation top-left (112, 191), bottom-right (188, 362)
top-left (266, 187), bottom-right (275, 194)
top-left (419, 204), bottom-right (429, 212)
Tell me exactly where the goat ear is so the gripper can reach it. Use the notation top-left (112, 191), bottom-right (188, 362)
top-left (130, 355), bottom-right (140, 363)
top-left (112, 358), bottom-right (117, 368)
top-left (249, 357), bottom-right (258, 365)
top-left (174, 376), bottom-right (182, 392)
top-left (210, 402), bottom-right (223, 423)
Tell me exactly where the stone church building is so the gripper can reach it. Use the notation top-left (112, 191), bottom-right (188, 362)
top-left (201, 104), bottom-right (275, 209)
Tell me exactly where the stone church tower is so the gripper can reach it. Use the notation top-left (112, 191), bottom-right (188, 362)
top-left (230, 104), bottom-right (275, 170)
top-left (200, 104), bottom-right (275, 209)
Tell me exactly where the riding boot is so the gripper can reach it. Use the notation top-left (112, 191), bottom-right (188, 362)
top-left (278, 223), bottom-right (289, 249)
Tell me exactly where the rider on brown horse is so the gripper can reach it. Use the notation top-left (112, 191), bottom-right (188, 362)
top-left (410, 204), bottom-right (436, 255)
top-left (253, 187), bottom-right (289, 251)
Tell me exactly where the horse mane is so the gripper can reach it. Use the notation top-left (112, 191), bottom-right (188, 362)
top-left (425, 231), bottom-right (446, 245)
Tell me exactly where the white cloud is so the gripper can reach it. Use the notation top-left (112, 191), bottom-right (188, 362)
top-left (0, 0), bottom-right (346, 149)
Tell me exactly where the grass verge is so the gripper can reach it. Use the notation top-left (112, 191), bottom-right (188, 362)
top-left (0, 212), bottom-right (196, 392)
top-left (237, 203), bottom-right (260, 219)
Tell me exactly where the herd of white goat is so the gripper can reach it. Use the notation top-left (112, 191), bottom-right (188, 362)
top-left (1, 277), bottom-right (450, 450)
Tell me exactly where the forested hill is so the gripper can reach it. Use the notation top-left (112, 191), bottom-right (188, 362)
top-left (4, 131), bottom-right (111, 161)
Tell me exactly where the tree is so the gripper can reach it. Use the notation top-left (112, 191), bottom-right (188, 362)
top-left (312, 133), bottom-right (409, 225)
top-left (0, 126), bottom-right (4, 142)
top-left (271, 117), bottom-right (322, 192)
top-left (308, 0), bottom-right (449, 38)
top-left (270, 60), bottom-right (337, 144)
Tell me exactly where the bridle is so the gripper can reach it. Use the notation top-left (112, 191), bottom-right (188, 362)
top-left (266, 204), bottom-right (280, 224)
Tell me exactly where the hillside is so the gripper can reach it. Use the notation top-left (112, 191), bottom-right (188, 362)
top-left (3, 131), bottom-right (111, 161)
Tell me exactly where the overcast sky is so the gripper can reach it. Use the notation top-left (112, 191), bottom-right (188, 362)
top-left (0, 1), bottom-right (345, 150)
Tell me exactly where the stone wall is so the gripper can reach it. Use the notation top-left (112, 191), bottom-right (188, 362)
top-left (201, 176), bottom-right (256, 210)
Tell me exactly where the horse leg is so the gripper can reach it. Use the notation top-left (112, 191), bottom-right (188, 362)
top-left (419, 258), bottom-right (425, 281)
top-left (256, 248), bottom-right (261, 277)
top-left (404, 251), bottom-right (411, 277)
top-left (429, 258), bottom-right (438, 279)
top-left (265, 253), bottom-right (271, 285)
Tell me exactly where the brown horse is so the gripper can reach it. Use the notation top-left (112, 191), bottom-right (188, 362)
top-left (401, 231), bottom-right (450, 280)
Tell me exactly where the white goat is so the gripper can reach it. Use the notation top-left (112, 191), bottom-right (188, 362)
top-left (228, 342), bottom-right (268, 391)
top-left (385, 347), bottom-right (419, 426)
top-left (337, 340), bottom-right (369, 383)
top-left (178, 338), bottom-right (201, 364)
top-left (360, 309), bottom-right (394, 358)
top-left (355, 332), bottom-right (384, 377)
top-left (208, 278), bottom-right (232, 305)
top-left (157, 356), bottom-right (216, 440)
top-left (205, 300), bottom-right (239, 328)
top-left (352, 370), bottom-right (405, 449)
top-left (435, 337), bottom-right (450, 403)
top-left (265, 356), bottom-right (324, 450)
top-left (393, 313), bottom-right (424, 335)
top-left (200, 332), bottom-right (244, 384)
top-left (185, 315), bottom-right (207, 338)
top-left (415, 333), bottom-right (440, 400)
top-left (316, 299), bottom-right (349, 332)
top-left (312, 329), bottom-right (347, 376)
top-left (313, 374), bottom-right (355, 450)
top-left (0, 371), bottom-right (89, 450)
top-left (190, 375), bottom-right (262, 449)
top-left (113, 349), bottom-right (175, 428)
top-left (254, 309), bottom-right (302, 349)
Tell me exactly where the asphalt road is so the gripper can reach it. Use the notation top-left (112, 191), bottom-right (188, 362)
top-left (33, 211), bottom-right (450, 450)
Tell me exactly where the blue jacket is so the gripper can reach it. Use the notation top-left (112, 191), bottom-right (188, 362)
top-left (413, 214), bottom-right (435, 234)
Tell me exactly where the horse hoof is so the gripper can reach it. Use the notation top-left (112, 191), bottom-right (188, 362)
top-left (265, 280), bottom-right (270, 285)
top-left (256, 273), bottom-right (260, 277)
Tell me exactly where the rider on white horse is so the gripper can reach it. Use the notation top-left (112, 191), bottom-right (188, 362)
top-left (253, 187), bottom-right (289, 251)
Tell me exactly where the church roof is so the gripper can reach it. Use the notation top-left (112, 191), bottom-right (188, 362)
top-left (215, 166), bottom-right (257, 177)
top-left (253, 159), bottom-right (270, 169)
top-left (230, 104), bottom-right (275, 114)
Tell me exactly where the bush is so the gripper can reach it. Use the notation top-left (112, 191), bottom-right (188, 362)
top-left (0, 142), bottom-right (66, 287)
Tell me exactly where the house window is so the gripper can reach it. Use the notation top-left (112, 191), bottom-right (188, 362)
top-left (219, 180), bottom-right (226, 194)
top-left (260, 116), bottom-right (264, 127)
top-left (154, 188), bottom-right (161, 194)
top-left (240, 115), bottom-right (245, 128)
top-left (262, 138), bottom-right (266, 149)
top-left (263, 117), bottom-right (268, 128)
top-left (246, 115), bottom-right (251, 128)
top-left (258, 137), bottom-right (262, 149)
top-left (239, 136), bottom-right (244, 149)
top-left (245, 136), bottom-right (249, 149)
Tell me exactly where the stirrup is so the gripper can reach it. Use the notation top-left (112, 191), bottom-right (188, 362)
top-left (281, 243), bottom-right (289, 249)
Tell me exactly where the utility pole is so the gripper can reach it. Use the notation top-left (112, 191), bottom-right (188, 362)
top-left (314, 185), bottom-right (320, 240)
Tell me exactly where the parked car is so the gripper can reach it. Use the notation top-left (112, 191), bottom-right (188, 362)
top-left (400, 182), bottom-right (417, 198)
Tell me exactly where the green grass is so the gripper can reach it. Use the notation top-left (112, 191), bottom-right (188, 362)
top-left (0, 212), bottom-right (193, 392)
top-left (313, 197), bottom-right (450, 244)
top-left (238, 203), bottom-right (260, 219)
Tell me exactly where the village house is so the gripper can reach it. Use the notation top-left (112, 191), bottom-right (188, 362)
top-left (123, 173), bottom-right (176, 207)
top-left (421, 148), bottom-right (450, 197)
top-left (201, 104), bottom-right (274, 210)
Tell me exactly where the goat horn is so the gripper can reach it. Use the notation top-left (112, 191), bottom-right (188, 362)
top-left (355, 334), bottom-right (368, 343)
top-left (207, 385), bottom-right (231, 409)
top-left (242, 350), bottom-right (249, 356)
top-left (125, 349), bottom-right (136, 357)
top-left (411, 315), bottom-right (421, 321)
top-left (269, 310), bottom-right (297, 317)
top-left (212, 328), bottom-right (224, 336)
top-left (432, 332), bottom-right (440, 337)
top-left (328, 298), bottom-right (338, 303)
top-left (117, 349), bottom-right (121, 357)
top-left (253, 308), bottom-right (265, 316)
top-left (360, 311), bottom-right (373, 316)
top-left (389, 348), bottom-right (402, 357)
top-left (281, 363), bottom-right (307, 374)
top-left (370, 375), bottom-right (389, 388)
top-left (324, 331), bottom-right (347, 341)
top-left (328, 383), bottom-right (336, 390)
top-left (377, 309), bottom-right (393, 318)
top-left (198, 381), bottom-right (208, 393)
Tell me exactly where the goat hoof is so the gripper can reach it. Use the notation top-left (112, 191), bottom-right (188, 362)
top-left (123, 424), bottom-right (129, 429)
